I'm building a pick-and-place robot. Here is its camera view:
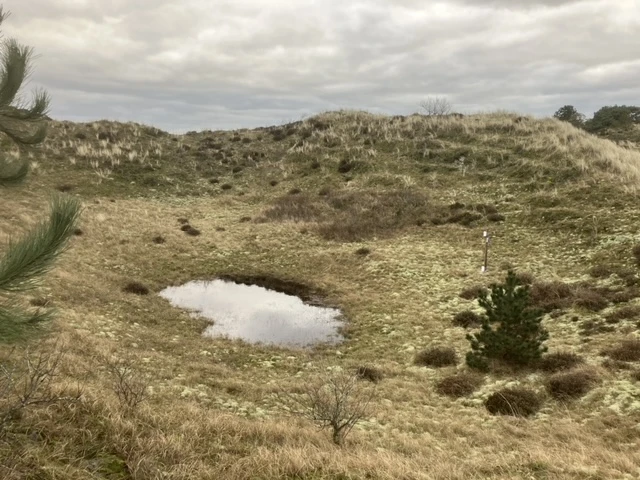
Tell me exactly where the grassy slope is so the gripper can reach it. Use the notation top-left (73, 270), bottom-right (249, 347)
top-left (1, 111), bottom-right (640, 479)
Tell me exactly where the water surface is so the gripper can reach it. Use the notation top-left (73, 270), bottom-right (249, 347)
top-left (159, 279), bottom-right (344, 347)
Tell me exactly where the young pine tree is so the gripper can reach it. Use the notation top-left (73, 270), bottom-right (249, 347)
top-left (0, 7), bottom-right (80, 342)
top-left (466, 271), bottom-right (548, 371)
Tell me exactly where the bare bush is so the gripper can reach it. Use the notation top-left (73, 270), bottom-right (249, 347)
top-left (103, 357), bottom-right (148, 411)
top-left (281, 372), bottom-right (375, 446)
top-left (0, 344), bottom-right (81, 431)
top-left (420, 97), bottom-right (452, 116)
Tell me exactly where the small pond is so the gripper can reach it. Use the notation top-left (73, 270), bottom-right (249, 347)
top-left (159, 279), bottom-right (345, 347)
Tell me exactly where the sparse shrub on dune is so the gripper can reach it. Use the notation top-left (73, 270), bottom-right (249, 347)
top-left (459, 285), bottom-right (488, 300)
top-left (573, 288), bottom-right (609, 312)
top-left (281, 372), bottom-right (375, 446)
top-left (414, 347), bottom-right (458, 367)
top-left (529, 281), bottom-right (574, 312)
top-left (538, 352), bottom-right (584, 372)
top-left (633, 244), bottom-right (640, 266)
top-left (356, 366), bottom-right (383, 383)
top-left (485, 387), bottom-right (543, 417)
top-left (605, 305), bottom-right (640, 323)
top-left (602, 339), bottom-right (640, 362)
top-left (452, 310), bottom-right (482, 328)
top-left (122, 281), bottom-right (150, 295)
top-left (435, 372), bottom-right (483, 398)
top-left (545, 369), bottom-right (599, 400)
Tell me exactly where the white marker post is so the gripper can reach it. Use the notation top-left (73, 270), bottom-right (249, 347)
top-left (481, 231), bottom-right (491, 273)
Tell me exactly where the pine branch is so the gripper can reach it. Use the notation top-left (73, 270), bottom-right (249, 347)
top-left (0, 196), bottom-right (81, 293)
top-left (0, 155), bottom-right (28, 185)
top-left (0, 305), bottom-right (52, 343)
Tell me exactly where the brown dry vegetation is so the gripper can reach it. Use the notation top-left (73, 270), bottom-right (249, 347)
top-left (2, 111), bottom-right (640, 478)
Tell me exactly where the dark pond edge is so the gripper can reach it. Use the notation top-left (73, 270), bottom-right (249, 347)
top-left (216, 273), bottom-right (334, 308)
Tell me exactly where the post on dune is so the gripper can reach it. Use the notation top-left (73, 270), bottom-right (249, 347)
top-left (481, 231), bottom-right (491, 273)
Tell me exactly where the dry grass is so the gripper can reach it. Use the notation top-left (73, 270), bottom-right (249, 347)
top-left (2, 111), bottom-right (640, 478)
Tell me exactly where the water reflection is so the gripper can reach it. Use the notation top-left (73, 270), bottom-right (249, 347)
top-left (159, 279), bottom-right (344, 347)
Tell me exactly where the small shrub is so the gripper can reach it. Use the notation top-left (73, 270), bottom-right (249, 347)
top-left (220, 183), bottom-right (232, 190)
top-left (632, 244), bottom-right (640, 266)
top-left (288, 188), bottom-right (302, 195)
top-left (1, 346), bottom-right (81, 431)
top-left (239, 216), bottom-right (252, 223)
top-left (337, 159), bottom-right (355, 173)
top-left (452, 310), bottom-right (482, 328)
top-left (184, 226), bottom-right (201, 236)
top-left (573, 289), bottom-right (608, 312)
top-left (435, 372), bottom-right (483, 398)
top-left (283, 372), bottom-right (375, 446)
top-left (606, 305), bottom-right (640, 323)
top-left (603, 339), bottom-right (640, 362)
top-left (485, 387), bottom-right (542, 417)
top-left (215, 226), bottom-right (226, 232)
top-left (513, 272), bottom-right (535, 285)
top-left (232, 166), bottom-right (243, 173)
top-left (631, 370), bottom-right (640, 381)
top-left (445, 211), bottom-right (482, 226)
top-left (55, 184), bottom-right (74, 193)
top-left (269, 180), bottom-right (279, 186)
top-left (530, 281), bottom-right (574, 312)
top-left (589, 264), bottom-right (615, 278)
top-left (414, 347), bottom-right (458, 367)
top-left (459, 285), bottom-right (488, 300)
top-left (209, 178), bottom-right (219, 184)
top-left (73, 228), bottom-right (83, 236)
top-left (602, 358), bottom-right (632, 371)
top-left (180, 224), bottom-right (192, 231)
top-left (318, 186), bottom-right (331, 196)
top-left (103, 358), bottom-right (148, 411)
top-left (29, 297), bottom-right (50, 307)
top-left (355, 247), bottom-right (371, 256)
top-left (177, 217), bottom-right (189, 224)
top-left (487, 213), bottom-right (505, 222)
top-left (538, 352), bottom-right (584, 372)
top-left (579, 319), bottom-right (614, 336)
top-left (546, 369), bottom-right (599, 400)
top-left (611, 288), bottom-right (640, 303)
top-left (152, 235), bottom-right (166, 244)
top-left (122, 282), bottom-right (149, 295)
top-left (356, 366), bottom-right (383, 383)
top-left (310, 160), bottom-right (321, 169)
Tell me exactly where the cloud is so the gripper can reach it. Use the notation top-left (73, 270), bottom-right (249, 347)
top-left (2, 0), bottom-right (639, 132)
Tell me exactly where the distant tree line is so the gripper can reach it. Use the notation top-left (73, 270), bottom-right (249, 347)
top-left (553, 104), bottom-right (640, 134)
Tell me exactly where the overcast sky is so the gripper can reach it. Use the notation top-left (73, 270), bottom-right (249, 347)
top-left (3, 0), bottom-right (639, 132)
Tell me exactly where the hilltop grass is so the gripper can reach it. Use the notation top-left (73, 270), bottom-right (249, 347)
top-left (1, 111), bottom-right (640, 479)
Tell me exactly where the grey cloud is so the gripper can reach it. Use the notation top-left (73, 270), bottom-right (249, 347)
top-left (2, 0), bottom-right (639, 132)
